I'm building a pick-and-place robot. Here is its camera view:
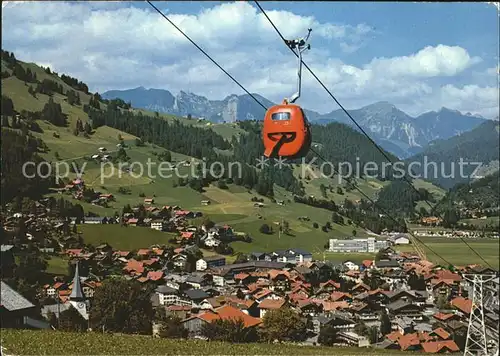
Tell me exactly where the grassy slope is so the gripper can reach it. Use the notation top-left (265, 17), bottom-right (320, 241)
top-left (1, 330), bottom-right (410, 355)
top-left (78, 225), bottom-right (177, 250)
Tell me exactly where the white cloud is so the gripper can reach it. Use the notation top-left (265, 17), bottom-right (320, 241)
top-left (368, 45), bottom-right (482, 78)
top-left (1, 1), bottom-right (497, 118)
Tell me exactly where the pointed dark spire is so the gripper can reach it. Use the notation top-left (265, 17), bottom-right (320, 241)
top-left (70, 262), bottom-right (85, 301)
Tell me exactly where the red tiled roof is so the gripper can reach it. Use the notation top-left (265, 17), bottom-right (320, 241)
top-left (137, 249), bottom-right (150, 256)
top-left (53, 282), bottom-right (65, 290)
top-left (137, 277), bottom-right (148, 283)
top-left (175, 210), bottom-right (191, 216)
top-left (387, 331), bottom-right (402, 342)
top-left (127, 218), bottom-right (139, 224)
top-left (147, 271), bottom-right (164, 281)
top-left (115, 251), bottom-right (131, 257)
top-left (253, 289), bottom-right (273, 300)
top-left (66, 249), bottom-right (83, 256)
top-left (433, 312), bottom-right (456, 321)
top-left (353, 282), bottom-right (370, 291)
top-left (168, 305), bottom-right (191, 311)
top-left (123, 259), bottom-right (144, 274)
top-left (143, 258), bottom-right (159, 266)
top-left (330, 291), bottom-right (351, 301)
top-left (421, 340), bottom-right (459, 353)
top-left (268, 269), bottom-right (291, 280)
top-left (259, 298), bottom-right (286, 310)
top-left (181, 231), bottom-right (194, 239)
top-left (362, 259), bottom-right (373, 267)
top-left (234, 273), bottom-right (250, 280)
top-left (195, 305), bottom-right (262, 328)
top-left (451, 297), bottom-right (472, 314)
top-left (397, 333), bottom-right (421, 351)
top-left (319, 280), bottom-right (340, 289)
top-left (321, 301), bottom-right (349, 312)
top-left (431, 327), bottom-right (450, 340)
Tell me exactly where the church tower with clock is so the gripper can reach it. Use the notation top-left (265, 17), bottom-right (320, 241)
top-left (69, 262), bottom-right (89, 322)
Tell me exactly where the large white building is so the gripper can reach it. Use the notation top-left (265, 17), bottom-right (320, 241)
top-left (329, 237), bottom-right (388, 253)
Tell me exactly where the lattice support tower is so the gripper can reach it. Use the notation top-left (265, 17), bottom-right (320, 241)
top-left (463, 274), bottom-right (495, 356)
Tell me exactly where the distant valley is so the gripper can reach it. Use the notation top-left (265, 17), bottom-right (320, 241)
top-left (102, 87), bottom-right (490, 158)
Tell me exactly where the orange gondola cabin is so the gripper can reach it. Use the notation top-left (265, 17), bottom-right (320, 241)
top-left (262, 28), bottom-right (313, 159)
top-left (263, 100), bottom-right (311, 159)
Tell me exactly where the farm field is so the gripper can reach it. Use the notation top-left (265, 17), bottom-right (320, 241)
top-left (79, 224), bottom-right (177, 250)
top-left (395, 236), bottom-right (500, 268)
top-left (46, 256), bottom-right (69, 275)
top-left (0, 330), bottom-right (410, 355)
top-left (460, 216), bottom-right (499, 227)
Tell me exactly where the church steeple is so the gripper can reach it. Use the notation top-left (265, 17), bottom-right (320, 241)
top-left (70, 262), bottom-right (85, 301)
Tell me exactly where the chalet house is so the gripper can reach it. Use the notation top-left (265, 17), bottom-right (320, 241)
top-left (343, 260), bottom-right (360, 271)
top-left (99, 194), bottom-right (114, 202)
top-left (249, 252), bottom-right (269, 261)
top-left (144, 198), bottom-right (154, 204)
top-left (96, 243), bottom-right (112, 254)
top-left (224, 297), bottom-right (258, 316)
top-left (196, 255), bottom-right (226, 271)
top-left (114, 251), bottom-right (132, 259)
top-left (350, 302), bottom-right (379, 323)
top-left (150, 220), bottom-right (164, 231)
top-left (185, 274), bottom-right (212, 289)
top-left (314, 313), bottom-right (356, 334)
top-left (268, 271), bottom-right (291, 292)
top-left (253, 289), bottom-right (282, 304)
top-left (257, 298), bottom-right (287, 318)
top-left (386, 290), bottom-right (428, 307)
top-left (297, 300), bottom-right (323, 316)
top-left (182, 305), bottom-right (261, 337)
top-left (386, 299), bottom-right (423, 321)
top-left (127, 218), bottom-right (139, 226)
top-left (387, 234), bottom-right (410, 245)
top-left (421, 340), bottom-right (460, 353)
top-left (204, 236), bottom-right (221, 247)
top-left (84, 217), bottom-right (106, 224)
top-left (164, 274), bottom-right (187, 290)
top-left (309, 262), bottom-right (334, 281)
top-left (210, 261), bottom-right (288, 279)
top-left (375, 260), bottom-right (401, 270)
top-left (44, 282), bottom-right (66, 297)
top-left (171, 254), bottom-right (188, 270)
top-left (450, 296), bottom-right (472, 317)
top-left (155, 285), bottom-right (191, 307)
top-left (0, 281), bottom-right (46, 329)
top-left (82, 281), bottom-right (101, 298)
top-left (175, 210), bottom-right (196, 219)
top-left (183, 289), bottom-right (210, 307)
top-left (271, 249), bottom-right (313, 264)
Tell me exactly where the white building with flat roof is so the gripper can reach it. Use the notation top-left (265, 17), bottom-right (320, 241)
top-left (329, 237), bottom-right (388, 253)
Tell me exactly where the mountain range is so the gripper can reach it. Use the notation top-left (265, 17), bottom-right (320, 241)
top-left (102, 87), bottom-right (490, 158)
top-left (405, 120), bottom-right (500, 189)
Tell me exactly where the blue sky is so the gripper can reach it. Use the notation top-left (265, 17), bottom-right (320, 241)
top-left (2, 1), bottom-right (499, 118)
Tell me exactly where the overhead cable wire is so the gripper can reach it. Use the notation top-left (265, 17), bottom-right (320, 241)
top-left (146, 0), bottom-right (267, 112)
top-left (254, 0), bottom-right (493, 269)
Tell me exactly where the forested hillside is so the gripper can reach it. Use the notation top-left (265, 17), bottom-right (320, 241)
top-left (405, 120), bottom-right (500, 189)
top-left (442, 171), bottom-right (499, 212)
top-left (310, 122), bottom-right (399, 178)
